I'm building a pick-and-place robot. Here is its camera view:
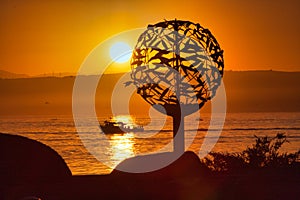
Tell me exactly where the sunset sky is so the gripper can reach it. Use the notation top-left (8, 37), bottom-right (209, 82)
top-left (0, 0), bottom-right (299, 75)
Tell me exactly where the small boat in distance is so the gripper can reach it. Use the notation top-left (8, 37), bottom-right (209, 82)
top-left (100, 120), bottom-right (144, 134)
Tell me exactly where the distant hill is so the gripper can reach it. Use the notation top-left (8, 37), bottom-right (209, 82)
top-left (34, 72), bottom-right (76, 78)
top-left (0, 70), bottom-right (29, 79)
top-left (0, 70), bottom-right (77, 79)
top-left (0, 71), bottom-right (299, 115)
top-left (223, 70), bottom-right (300, 112)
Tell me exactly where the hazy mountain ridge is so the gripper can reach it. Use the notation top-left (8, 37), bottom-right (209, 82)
top-left (0, 71), bottom-right (299, 115)
top-left (0, 70), bottom-right (29, 79)
top-left (0, 70), bottom-right (77, 79)
top-left (1, 69), bottom-right (299, 79)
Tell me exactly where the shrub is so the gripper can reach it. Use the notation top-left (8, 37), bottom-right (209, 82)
top-left (202, 152), bottom-right (244, 172)
top-left (202, 133), bottom-right (300, 171)
top-left (243, 133), bottom-right (300, 168)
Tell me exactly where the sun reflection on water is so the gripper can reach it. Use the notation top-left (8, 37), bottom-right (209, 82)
top-left (108, 132), bottom-right (135, 168)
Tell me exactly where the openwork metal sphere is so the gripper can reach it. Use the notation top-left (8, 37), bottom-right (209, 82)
top-left (130, 20), bottom-right (224, 116)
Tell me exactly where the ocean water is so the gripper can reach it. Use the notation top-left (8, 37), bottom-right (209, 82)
top-left (0, 112), bottom-right (299, 175)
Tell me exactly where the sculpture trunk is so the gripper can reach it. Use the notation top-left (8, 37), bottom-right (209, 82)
top-left (173, 113), bottom-right (184, 154)
top-left (173, 19), bottom-right (185, 154)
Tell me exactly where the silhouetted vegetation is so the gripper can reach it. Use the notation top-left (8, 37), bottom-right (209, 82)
top-left (203, 133), bottom-right (300, 172)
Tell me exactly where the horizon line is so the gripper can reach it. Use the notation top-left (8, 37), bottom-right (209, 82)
top-left (1, 69), bottom-right (300, 79)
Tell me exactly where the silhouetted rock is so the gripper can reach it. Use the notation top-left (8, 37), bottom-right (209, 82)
top-left (111, 151), bottom-right (210, 179)
top-left (108, 151), bottom-right (215, 200)
top-left (0, 133), bottom-right (71, 185)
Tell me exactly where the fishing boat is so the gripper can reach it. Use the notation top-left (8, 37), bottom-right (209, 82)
top-left (100, 120), bottom-right (144, 134)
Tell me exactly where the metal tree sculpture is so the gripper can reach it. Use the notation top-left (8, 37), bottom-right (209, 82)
top-left (130, 19), bottom-right (224, 154)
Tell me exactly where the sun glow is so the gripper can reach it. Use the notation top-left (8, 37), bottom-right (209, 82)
top-left (112, 115), bottom-right (134, 124)
top-left (109, 42), bottom-right (132, 63)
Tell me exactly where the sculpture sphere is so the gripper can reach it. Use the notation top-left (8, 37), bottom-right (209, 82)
top-left (130, 19), bottom-right (224, 116)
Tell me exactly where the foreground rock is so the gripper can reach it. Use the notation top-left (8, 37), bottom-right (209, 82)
top-left (0, 133), bottom-right (71, 200)
top-left (0, 133), bottom-right (71, 183)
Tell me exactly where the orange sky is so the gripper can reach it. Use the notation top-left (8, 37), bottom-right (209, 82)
top-left (0, 0), bottom-right (299, 75)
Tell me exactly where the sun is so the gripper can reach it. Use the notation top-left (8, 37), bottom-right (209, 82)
top-left (109, 42), bottom-right (132, 63)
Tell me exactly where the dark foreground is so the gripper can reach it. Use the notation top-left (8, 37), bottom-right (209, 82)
top-left (1, 133), bottom-right (299, 200)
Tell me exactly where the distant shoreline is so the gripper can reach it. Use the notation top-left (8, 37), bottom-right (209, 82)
top-left (1, 69), bottom-right (300, 79)
top-left (0, 70), bottom-right (300, 115)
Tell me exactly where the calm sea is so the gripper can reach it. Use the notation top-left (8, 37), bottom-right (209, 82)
top-left (0, 112), bottom-right (299, 175)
